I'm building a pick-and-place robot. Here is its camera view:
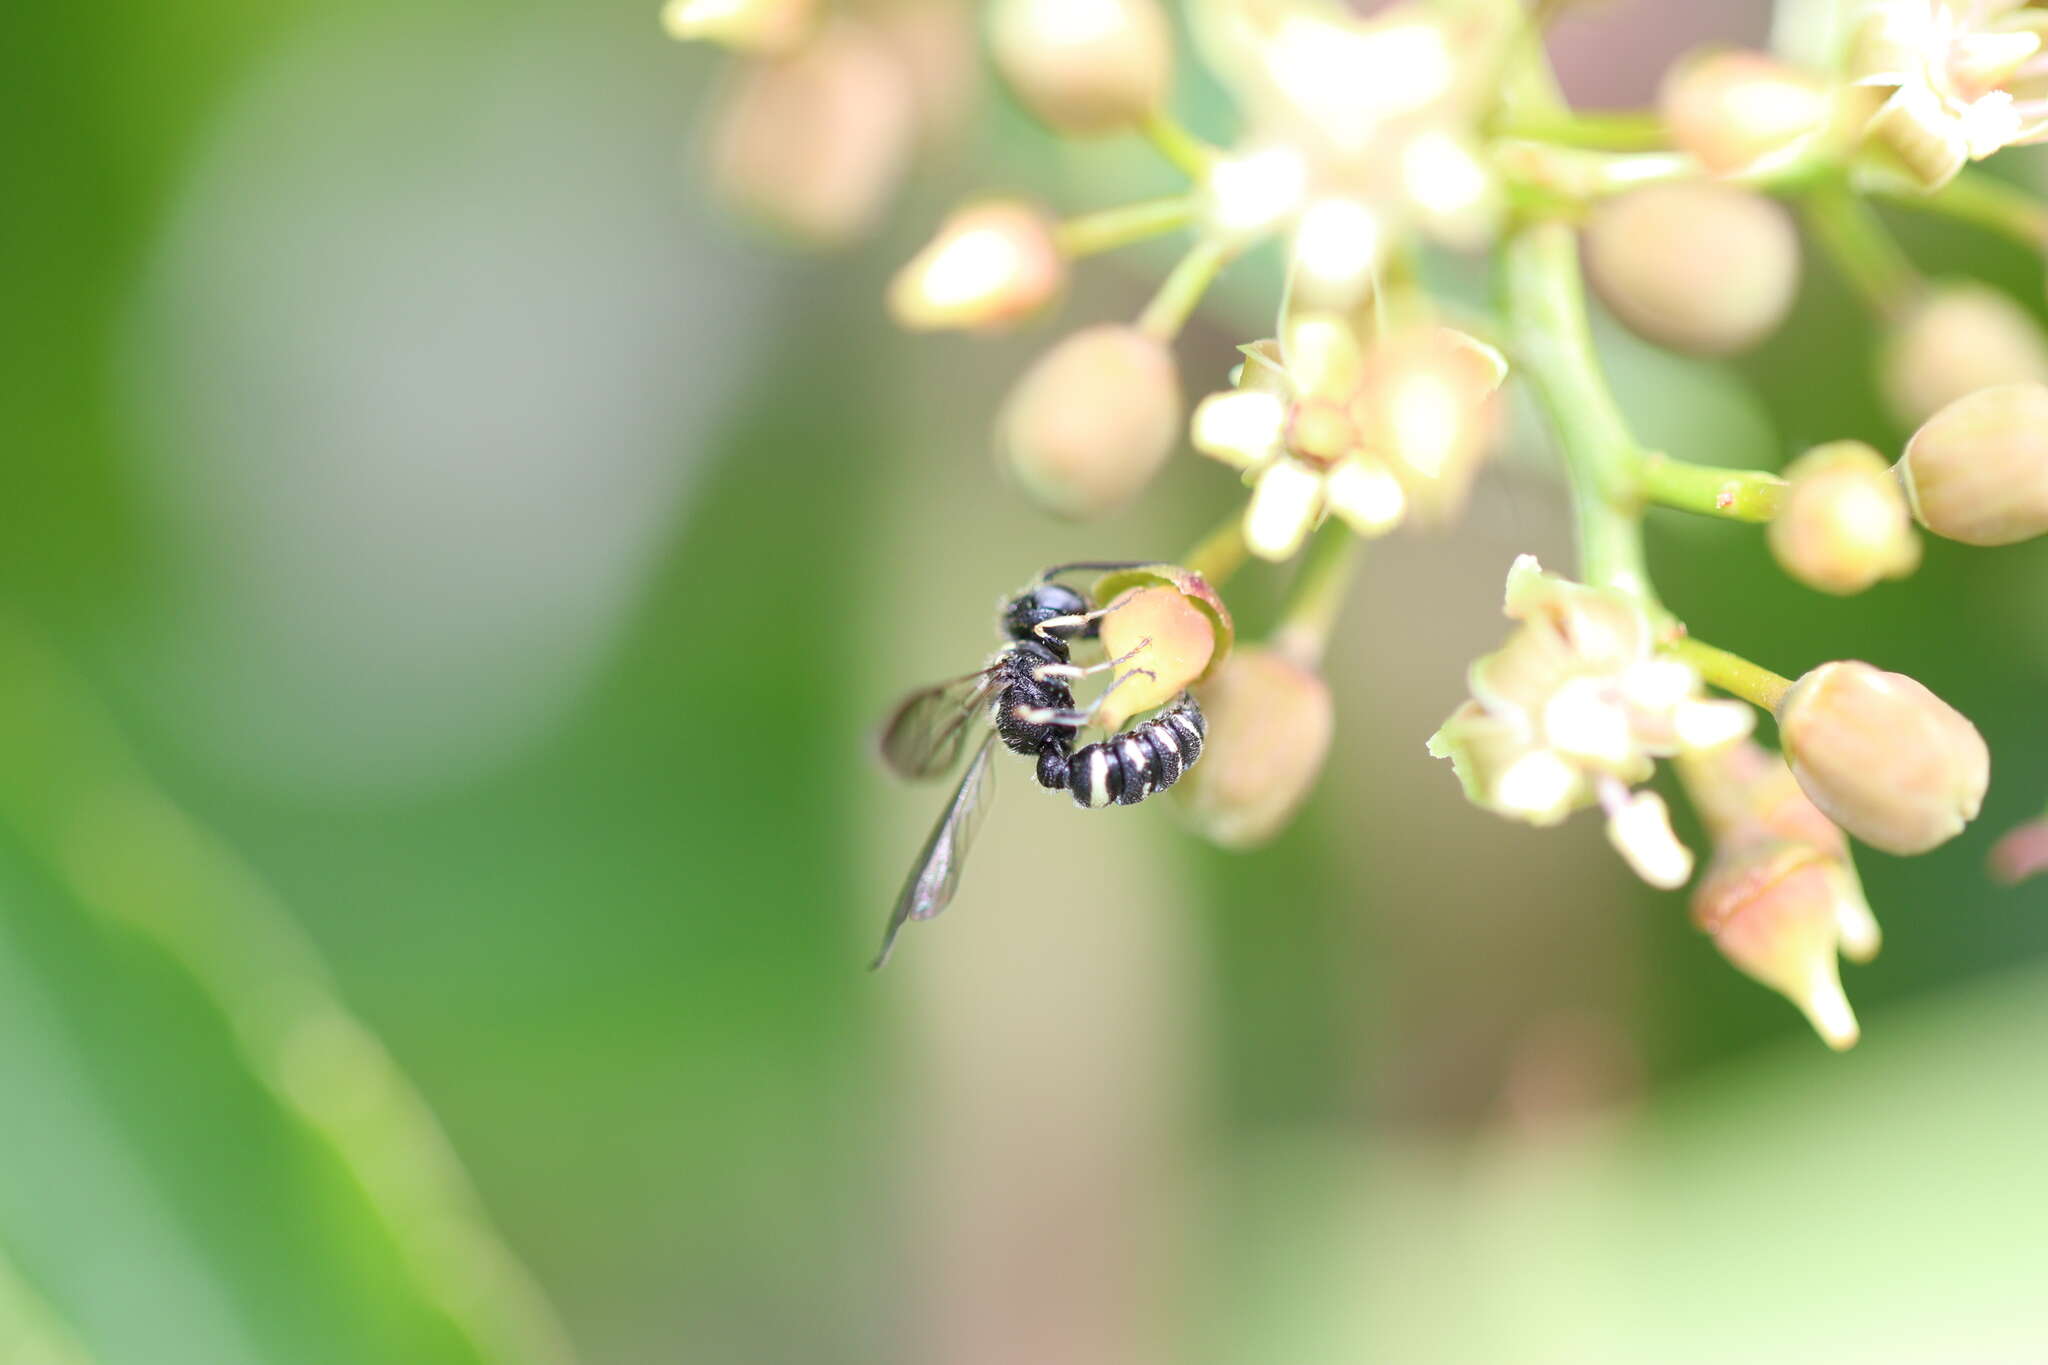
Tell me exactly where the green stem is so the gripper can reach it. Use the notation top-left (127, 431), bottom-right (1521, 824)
top-left (1490, 108), bottom-right (1670, 151)
top-left (1137, 235), bottom-right (1231, 341)
top-left (1271, 526), bottom-right (1362, 669)
top-left (1180, 512), bottom-right (1250, 588)
top-left (1054, 196), bottom-right (1197, 257)
top-left (1500, 221), bottom-right (1655, 600)
top-left (1136, 110), bottom-right (1216, 180)
top-left (1878, 168), bottom-right (2048, 248)
top-left (1666, 636), bottom-right (1794, 711)
top-left (1639, 453), bottom-right (1787, 523)
top-left (1803, 184), bottom-right (1918, 320)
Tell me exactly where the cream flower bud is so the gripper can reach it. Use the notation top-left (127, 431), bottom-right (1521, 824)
top-left (1583, 183), bottom-right (1800, 356)
top-left (1776, 661), bottom-right (1989, 855)
top-left (996, 325), bottom-right (1181, 518)
top-left (987, 0), bottom-right (1172, 136)
top-left (1767, 441), bottom-right (1921, 595)
top-left (663, 0), bottom-right (815, 53)
top-left (1179, 648), bottom-right (1334, 849)
top-left (888, 201), bottom-right (1065, 331)
top-left (1899, 381), bottom-right (2048, 545)
top-left (1881, 284), bottom-right (2048, 427)
top-left (706, 22), bottom-right (916, 245)
top-left (1693, 844), bottom-right (1861, 1050)
top-left (1659, 48), bottom-right (1833, 177)
top-left (1095, 585), bottom-right (1217, 731)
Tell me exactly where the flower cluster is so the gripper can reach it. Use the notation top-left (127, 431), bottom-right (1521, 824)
top-left (1428, 558), bottom-right (1753, 888)
top-left (674, 0), bottom-right (2048, 1046)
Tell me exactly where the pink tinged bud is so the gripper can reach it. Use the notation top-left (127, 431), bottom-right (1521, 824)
top-left (1659, 48), bottom-right (1833, 177)
top-left (1179, 648), bottom-right (1334, 849)
top-left (1767, 441), bottom-right (1921, 595)
top-left (986, 0), bottom-right (1173, 136)
top-left (1776, 661), bottom-right (1989, 855)
top-left (1583, 183), bottom-right (1800, 357)
top-left (888, 201), bottom-right (1065, 332)
top-left (869, 1), bottom-right (979, 149)
top-left (1694, 845), bottom-right (1862, 1050)
top-left (1991, 816), bottom-right (2048, 884)
top-left (706, 22), bottom-right (917, 245)
top-left (995, 324), bottom-right (1182, 518)
top-left (663, 0), bottom-right (816, 53)
top-left (1899, 381), bottom-right (2048, 545)
top-left (1094, 585), bottom-right (1218, 731)
top-left (1881, 284), bottom-right (2048, 427)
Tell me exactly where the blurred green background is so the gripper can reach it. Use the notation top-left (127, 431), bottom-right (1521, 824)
top-left (6, 1), bottom-right (2048, 1361)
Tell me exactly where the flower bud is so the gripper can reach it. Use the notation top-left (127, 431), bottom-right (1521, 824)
top-left (706, 21), bottom-right (917, 245)
top-left (1659, 48), bottom-right (1832, 177)
top-left (1693, 843), bottom-right (1861, 1050)
top-left (1991, 815), bottom-right (2048, 884)
top-left (1095, 585), bottom-right (1217, 731)
top-left (987, 0), bottom-right (1172, 136)
top-left (1767, 441), bottom-right (1920, 595)
top-left (1881, 284), bottom-right (2048, 427)
top-left (995, 325), bottom-right (1182, 518)
top-left (1899, 381), bottom-right (2048, 545)
top-left (1179, 648), bottom-right (1334, 849)
top-left (1776, 661), bottom-right (1989, 855)
top-left (1583, 183), bottom-right (1799, 356)
top-left (663, 0), bottom-right (814, 53)
top-left (887, 201), bottom-right (1065, 331)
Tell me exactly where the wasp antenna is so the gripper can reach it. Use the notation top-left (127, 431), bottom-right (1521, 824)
top-left (1039, 559), bottom-right (1160, 580)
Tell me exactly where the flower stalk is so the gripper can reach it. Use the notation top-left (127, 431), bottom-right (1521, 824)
top-left (1666, 637), bottom-right (1794, 711)
top-left (1640, 454), bottom-right (1788, 523)
top-left (1054, 195), bottom-right (1198, 257)
top-left (1137, 235), bottom-right (1233, 341)
top-left (1271, 527), bottom-right (1363, 669)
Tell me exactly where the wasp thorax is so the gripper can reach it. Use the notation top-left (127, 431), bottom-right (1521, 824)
top-left (888, 200), bottom-right (1066, 332)
top-left (1583, 182), bottom-right (1800, 356)
top-left (706, 20), bottom-right (917, 245)
top-left (1882, 284), bottom-right (2048, 427)
top-left (1899, 381), bottom-right (2048, 545)
top-left (996, 325), bottom-right (1182, 519)
top-left (1768, 441), bottom-right (1920, 595)
top-left (1776, 661), bottom-right (1989, 855)
top-left (987, 0), bottom-right (1173, 136)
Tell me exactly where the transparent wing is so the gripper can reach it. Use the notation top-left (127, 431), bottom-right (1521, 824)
top-left (870, 734), bottom-right (999, 970)
top-left (878, 668), bottom-right (998, 781)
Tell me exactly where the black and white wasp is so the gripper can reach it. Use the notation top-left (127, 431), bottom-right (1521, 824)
top-left (871, 564), bottom-right (1207, 968)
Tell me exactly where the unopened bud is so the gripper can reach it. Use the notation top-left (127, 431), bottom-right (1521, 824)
top-left (888, 201), bottom-right (1065, 331)
top-left (1694, 844), bottom-right (1861, 1050)
top-left (1776, 661), bottom-right (1989, 855)
top-left (663, 0), bottom-right (814, 53)
top-left (1583, 183), bottom-right (1800, 356)
top-left (1899, 381), bottom-right (2048, 545)
top-left (1659, 48), bottom-right (1832, 177)
top-left (995, 324), bottom-right (1182, 518)
top-left (1881, 284), bottom-right (2048, 427)
top-left (1179, 648), bottom-right (1334, 849)
top-left (706, 22), bottom-right (916, 245)
top-left (987, 0), bottom-right (1172, 136)
top-left (1767, 441), bottom-right (1920, 594)
top-left (1991, 815), bottom-right (2048, 884)
top-left (1096, 585), bottom-right (1217, 730)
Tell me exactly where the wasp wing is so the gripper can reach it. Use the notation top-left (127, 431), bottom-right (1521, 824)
top-left (870, 733), bottom-right (998, 970)
top-left (878, 668), bottom-right (999, 781)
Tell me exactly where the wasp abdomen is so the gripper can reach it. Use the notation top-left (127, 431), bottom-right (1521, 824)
top-left (1068, 695), bottom-right (1206, 809)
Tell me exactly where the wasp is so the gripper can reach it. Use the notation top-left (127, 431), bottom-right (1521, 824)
top-left (871, 564), bottom-right (1207, 968)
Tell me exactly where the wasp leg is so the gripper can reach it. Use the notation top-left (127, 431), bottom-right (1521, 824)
top-left (1012, 664), bottom-right (1158, 727)
top-left (1031, 637), bottom-right (1153, 682)
top-left (1031, 588), bottom-right (1140, 643)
